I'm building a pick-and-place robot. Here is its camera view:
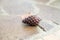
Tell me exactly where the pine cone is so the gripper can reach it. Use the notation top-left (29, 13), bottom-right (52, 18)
top-left (22, 15), bottom-right (46, 32)
top-left (22, 15), bottom-right (41, 26)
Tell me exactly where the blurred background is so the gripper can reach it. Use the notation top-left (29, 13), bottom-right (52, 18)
top-left (0, 0), bottom-right (60, 24)
top-left (0, 0), bottom-right (60, 40)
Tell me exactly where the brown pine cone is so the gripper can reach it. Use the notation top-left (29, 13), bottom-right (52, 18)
top-left (22, 15), bottom-right (41, 26)
top-left (22, 15), bottom-right (46, 32)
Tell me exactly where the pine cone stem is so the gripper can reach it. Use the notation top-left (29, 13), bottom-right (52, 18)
top-left (38, 25), bottom-right (46, 32)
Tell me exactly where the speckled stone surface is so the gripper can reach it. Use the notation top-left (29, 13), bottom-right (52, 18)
top-left (0, 0), bottom-right (60, 40)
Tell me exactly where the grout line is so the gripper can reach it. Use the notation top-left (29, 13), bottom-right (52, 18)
top-left (31, 1), bottom-right (60, 9)
top-left (0, 6), bottom-right (9, 16)
top-left (46, 0), bottom-right (56, 5)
